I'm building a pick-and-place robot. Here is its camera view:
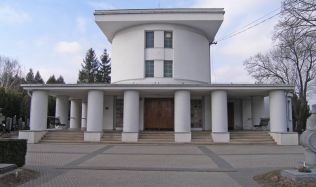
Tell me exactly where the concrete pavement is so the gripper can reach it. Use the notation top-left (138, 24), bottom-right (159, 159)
top-left (21, 144), bottom-right (304, 187)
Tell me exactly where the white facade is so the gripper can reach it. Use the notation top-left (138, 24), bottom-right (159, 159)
top-left (19, 8), bottom-right (298, 145)
top-left (111, 24), bottom-right (210, 84)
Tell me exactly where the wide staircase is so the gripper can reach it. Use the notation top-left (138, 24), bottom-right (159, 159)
top-left (138, 131), bottom-right (174, 143)
top-left (101, 131), bottom-right (122, 143)
top-left (230, 131), bottom-right (275, 144)
top-left (191, 131), bottom-right (213, 144)
top-left (138, 131), bottom-right (214, 144)
top-left (40, 130), bottom-right (84, 143)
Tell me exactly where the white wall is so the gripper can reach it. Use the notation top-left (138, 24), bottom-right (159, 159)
top-left (252, 96), bottom-right (265, 126)
top-left (103, 95), bottom-right (114, 130)
top-left (111, 24), bottom-right (210, 84)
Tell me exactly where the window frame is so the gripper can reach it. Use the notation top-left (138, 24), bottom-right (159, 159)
top-left (163, 60), bottom-right (173, 78)
top-left (164, 31), bottom-right (173, 48)
top-left (145, 31), bottom-right (154, 48)
top-left (145, 60), bottom-right (154, 77)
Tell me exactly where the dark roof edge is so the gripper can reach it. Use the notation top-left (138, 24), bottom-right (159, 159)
top-left (94, 8), bottom-right (225, 15)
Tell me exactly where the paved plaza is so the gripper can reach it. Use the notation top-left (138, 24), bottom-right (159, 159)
top-left (21, 143), bottom-right (304, 187)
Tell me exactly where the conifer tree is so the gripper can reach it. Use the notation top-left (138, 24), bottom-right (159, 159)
top-left (78, 48), bottom-right (99, 83)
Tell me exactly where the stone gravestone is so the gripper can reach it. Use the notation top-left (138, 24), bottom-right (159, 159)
top-left (281, 104), bottom-right (316, 181)
top-left (12, 115), bottom-right (17, 131)
top-left (5, 117), bottom-right (12, 132)
top-left (301, 105), bottom-right (316, 166)
top-left (18, 117), bottom-right (23, 130)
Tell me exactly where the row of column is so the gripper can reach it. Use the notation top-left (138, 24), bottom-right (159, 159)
top-left (30, 90), bottom-right (103, 133)
top-left (29, 89), bottom-right (289, 142)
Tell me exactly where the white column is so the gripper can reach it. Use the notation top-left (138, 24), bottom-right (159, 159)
top-left (122, 90), bottom-right (139, 142)
top-left (81, 102), bottom-right (87, 130)
top-left (287, 94), bottom-right (293, 132)
top-left (211, 90), bottom-right (230, 142)
top-left (30, 90), bottom-right (48, 130)
top-left (269, 90), bottom-right (287, 133)
top-left (269, 90), bottom-right (298, 145)
top-left (55, 96), bottom-right (69, 127)
top-left (85, 90), bottom-right (104, 142)
top-left (174, 90), bottom-right (191, 142)
top-left (70, 99), bottom-right (81, 129)
top-left (19, 90), bottom-right (48, 143)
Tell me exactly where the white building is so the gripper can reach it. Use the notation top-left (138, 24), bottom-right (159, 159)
top-left (19, 8), bottom-right (298, 145)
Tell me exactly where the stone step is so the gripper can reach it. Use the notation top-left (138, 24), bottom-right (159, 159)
top-left (44, 134), bottom-right (84, 137)
top-left (41, 139), bottom-right (85, 143)
top-left (138, 139), bottom-right (175, 142)
top-left (139, 136), bottom-right (174, 139)
top-left (230, 136), bottom-right (272, 139)
top-left (229, 141), bottom-right (275, 145)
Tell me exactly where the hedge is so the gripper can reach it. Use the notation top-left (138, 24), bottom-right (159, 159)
top-left (0, 139), bottom-right (27, 167)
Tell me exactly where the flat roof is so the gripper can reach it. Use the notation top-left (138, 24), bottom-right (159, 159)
top-left (22, 83), bottom-right (294, 99)
top-left (94, 8), bottom-right (225, 42)
top-left (94, 8), bottom-right (225, 15)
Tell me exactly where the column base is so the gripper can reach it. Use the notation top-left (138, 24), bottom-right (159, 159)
top-left (212, 132), bottom-right (230, 143)
top-left (18, 130), bottom-right (47, 144)
top-left (304, 149), bottom-right (316, 167)
top-left (175, 132), bottom-right (191, 142)
top-left (84, 131), bottom-right (103, 142)
top-left (270, 132), bottom-right (298, 145)
top-left (122, 132), bottom-right (138, 142)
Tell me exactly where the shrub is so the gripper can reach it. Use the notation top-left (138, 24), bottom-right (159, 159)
top-left (0, 139), bottom-right (27, 167)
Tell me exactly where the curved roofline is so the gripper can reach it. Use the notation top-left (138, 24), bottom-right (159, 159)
top-left (94, 8), bottom-right (225, 15)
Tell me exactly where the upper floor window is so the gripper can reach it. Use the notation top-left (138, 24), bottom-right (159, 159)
top-left (145, 31), bottom-right (154, 48)
top-left (164, 60), bottom-right (173, 77)
top-left (164, 31), bottom-right (173, 48)
top-left (145, 60), bottom-right (154, 77)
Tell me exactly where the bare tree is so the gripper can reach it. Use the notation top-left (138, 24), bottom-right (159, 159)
top-left (281, 0), bottom-right (316, 36)
top-left (244, 0), bottom-right (316, 132)
top-left (0, 56), bottom-right (23, 92)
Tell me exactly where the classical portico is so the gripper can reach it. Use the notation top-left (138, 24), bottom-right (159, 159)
top-left (19, 84), bottom-right (298, 145)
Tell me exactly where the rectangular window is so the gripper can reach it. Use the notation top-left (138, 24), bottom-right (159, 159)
top-left (164, 31), bottom-right (173, 48)
top-left (145, 31), bottom-right (154, 48)
top-left (145, 60), bottom-right (154, 77)
top-left (164, 60), bottom-right (173, 77)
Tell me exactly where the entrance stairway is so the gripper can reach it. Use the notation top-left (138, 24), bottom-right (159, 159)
top-left (191, 131), bottom-right (213, 144)
top-left (138, 131), bottom-right (174, 143)
top-left (40, 130), bottom-right (84, 143)
top-left (230, 131), bottom-right (275, 144)
top-left (101, 131), bottom-right (122, 143)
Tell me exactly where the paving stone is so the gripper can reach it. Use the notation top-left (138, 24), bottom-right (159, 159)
top-left (19, 143), bottom-right (305, 187)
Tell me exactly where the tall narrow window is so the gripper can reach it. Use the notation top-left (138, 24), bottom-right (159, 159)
top-left (145, 31), bottom-right (154, 48)
top-left (145, 60), bottom-right (154, 77)
top-left (164, 60), bottom-right (173, 77)
top-left (164, 31), bottom-right (173, 48)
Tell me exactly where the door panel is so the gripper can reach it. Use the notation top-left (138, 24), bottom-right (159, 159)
top-left (228, 102), bottom-right (234, 130)
top-left (144, 99), bottom-right (174, 130)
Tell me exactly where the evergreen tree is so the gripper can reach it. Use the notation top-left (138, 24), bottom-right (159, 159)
top-left (25, 69), bottom-right (35, 84)
top-left (46, 75), bottom-right (57, 84)
top-left (56, 75), bottom-right (65, 84)
top-left (78, 48), bottom-right (99, 83)
top-left (97, 49), bottom-right (111, 83)
top-left (34, 71), bottom-right (44, 84)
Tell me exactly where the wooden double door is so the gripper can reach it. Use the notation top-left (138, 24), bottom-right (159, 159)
top-left (144, 98), bottom-right (174, 130)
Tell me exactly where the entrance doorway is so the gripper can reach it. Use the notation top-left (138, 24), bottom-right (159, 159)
top-left (228, 102), bottom-right (234, 130)
top-left (144, 98), bottom-right (174, 130)
top-left (191, 99), bottom-right (202, 129)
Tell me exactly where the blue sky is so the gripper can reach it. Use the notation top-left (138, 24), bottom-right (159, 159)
top-left (0, 0), bottom-right (282, 85)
